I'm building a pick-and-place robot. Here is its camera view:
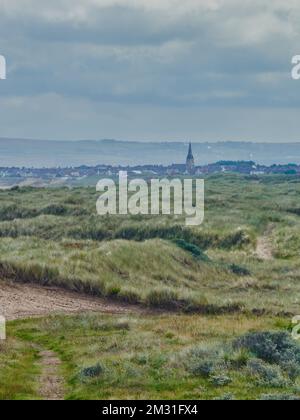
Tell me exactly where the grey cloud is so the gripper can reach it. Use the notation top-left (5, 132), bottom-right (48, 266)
top-left (0, 0), bottom-right (300, 140)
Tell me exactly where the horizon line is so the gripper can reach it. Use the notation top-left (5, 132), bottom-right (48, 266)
top-left (1, 137), bottom-right (300, 145)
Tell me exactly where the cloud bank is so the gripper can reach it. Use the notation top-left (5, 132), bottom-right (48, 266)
top-left (0, 0), bottom-right (300, 141)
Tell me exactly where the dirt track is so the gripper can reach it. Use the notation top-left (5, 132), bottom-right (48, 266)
top-left (0, 280), bottom-right (145, 400)
top-left (38, 349), bottom-right (64, 401)
top-left (256, 226), bottom-right (274, 261)
top-left (0, 280), bottom-right (140, 321)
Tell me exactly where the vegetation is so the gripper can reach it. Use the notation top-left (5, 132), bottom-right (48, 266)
top-left (0, 313), bottom-right (298, 400)
top-left (0, 338), bottom-right (40, 400)
top-left (0, 174), bottom-right (300, 399)
top-left (0, 175), bottom-right (299, 313)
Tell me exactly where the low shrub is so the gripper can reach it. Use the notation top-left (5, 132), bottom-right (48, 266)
top-left (185, 345), bottom-right (222, 378)
top-left (183, 330), bottom-right (298, 393)
top-left (41, 205), bottom-right (69, 216)
top-left (214, 393), bottom-right (235, 400)
top-left (173, 239), bottom-right (210, 262)
top-left (79, 363), bottom-right (105, 380)
top-left (189, 359), bottom-right (217, 378)
top-left (286, 208), bottom-right (300, 217)
top-left (209, 374), bottom-right (232, 387)
top-left (247, 359), bottom-right (289, 388)
top-left (227, 349), bottom-right (251, 369)
top-left (280, 361), bottom-right (300, 382)
top-left (229, 264), bottom-right (251, 277)
top-left (260, 394), bottom-right (300, 401)
top-left (234, 331), bottom-right (300, 365)
top-left (0, 205), bottom-right (38, 221)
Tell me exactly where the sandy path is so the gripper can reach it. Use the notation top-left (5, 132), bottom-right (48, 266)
top-left (0, 280), bottom-right (140, 321)
top-left (38, 349), bottom-right (64, 400)
top-left (256, 224), bottom-right (274, 261)
top-left (256, 225), bottom-right (274, 261)
top-left (256, 235), bottom-right (273, 260)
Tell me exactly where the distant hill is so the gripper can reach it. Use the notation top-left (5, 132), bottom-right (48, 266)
top-left (1, 138), bottom-right (300, 167)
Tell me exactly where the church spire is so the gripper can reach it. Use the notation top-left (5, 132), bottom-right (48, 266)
top-left (186, 142), bottom-right (195, 174)
top-left (187, 142), bottom-right (193, 159)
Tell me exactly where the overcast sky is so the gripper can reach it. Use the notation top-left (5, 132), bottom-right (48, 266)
top-left (0, 0), bottom-right (300, 142)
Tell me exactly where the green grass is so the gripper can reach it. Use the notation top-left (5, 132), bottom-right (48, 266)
top-left (3, 313), bottom-right (299, 400)
top-left (0, 338), bottom-right (40, 400)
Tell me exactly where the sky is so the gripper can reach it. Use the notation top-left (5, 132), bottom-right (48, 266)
top-left (0, 0), bottom-right (300, 142)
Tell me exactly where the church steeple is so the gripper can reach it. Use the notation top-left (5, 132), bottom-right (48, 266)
top-left (186, 142), bottom-right (195, 174)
